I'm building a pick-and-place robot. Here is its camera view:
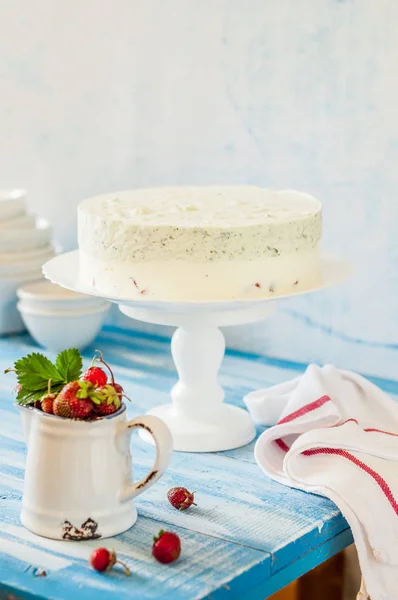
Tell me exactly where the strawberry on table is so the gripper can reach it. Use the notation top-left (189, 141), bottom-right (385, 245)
top-left (89, 547), bottom-right (131, 575)
top-left (152, 530), bottom-right (181, 564)
top-left (167, 487), bottom-right (196, 511)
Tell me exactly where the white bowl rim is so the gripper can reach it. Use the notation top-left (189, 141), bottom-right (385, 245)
top-left (17, 280), bottom-right (100, 302)
top-left (17, 301), bottom-right (110, 318)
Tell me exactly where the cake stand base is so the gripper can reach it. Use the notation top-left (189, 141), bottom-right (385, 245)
top-left (141, 404), bottom-right (255, 453)
top-left (119, 304), bottom-right (274, 452)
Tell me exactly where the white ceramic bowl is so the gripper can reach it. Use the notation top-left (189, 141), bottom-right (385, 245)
top-left (0, 271), bottom-right (44, 335)
top-left (0, 243), bottom-right (59, 265)
top-left (0, 213), bottom-right (36, 229)
top-left (17, 280), bottom-right (109, 311)
top-left (17, 303), bottom-right (110, 352)
top-left (0, 217), bottom-right (52, 252)
top-left (0, 246), bottom-right (57, 277)
top-left (0, 189), bottom-right (26, 221)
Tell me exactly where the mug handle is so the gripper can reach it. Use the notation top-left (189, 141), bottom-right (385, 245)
top-left (118, 415), bottom-right (173, 503)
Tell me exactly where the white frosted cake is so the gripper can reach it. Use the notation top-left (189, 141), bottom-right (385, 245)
top-left (78, 186), bottom-right (322, 301)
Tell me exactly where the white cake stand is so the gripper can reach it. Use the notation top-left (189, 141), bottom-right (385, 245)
top-left (43, 251), bottom-right (352, 453)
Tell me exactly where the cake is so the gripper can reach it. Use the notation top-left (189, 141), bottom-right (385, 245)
top-left (77, 186), bottom-right (322, 301)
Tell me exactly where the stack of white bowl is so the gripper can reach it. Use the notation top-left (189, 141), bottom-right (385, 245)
top-left (0, 189), bottom-right (56, 335)
top-left (17, 281), bottom-right (110, 352)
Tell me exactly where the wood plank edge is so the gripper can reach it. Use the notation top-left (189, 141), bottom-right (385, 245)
top-left (208, 528), bottom-right (353, 600)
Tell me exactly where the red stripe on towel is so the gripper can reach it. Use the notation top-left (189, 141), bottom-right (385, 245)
top-left (303, 447), bottom-right (398, 516)
top-left (364, 427), bottom-right (398, 437)
top-left (277, 396), bottom-right (331, 425)
top-left (275, 438), bottom-right (290, 453)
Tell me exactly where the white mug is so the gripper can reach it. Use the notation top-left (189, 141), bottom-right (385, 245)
top-left (18, 403), bottom-right (173, 540)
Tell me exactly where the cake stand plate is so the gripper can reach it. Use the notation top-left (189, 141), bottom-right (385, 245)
top-left (43, 251), bottom-right (352, 452)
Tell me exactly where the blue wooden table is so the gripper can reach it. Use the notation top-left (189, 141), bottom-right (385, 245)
top-left (2, 325), bottom-right (383, 600)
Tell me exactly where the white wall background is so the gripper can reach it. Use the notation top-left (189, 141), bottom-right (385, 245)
top-left (1, 0), bottom-right (398, 379)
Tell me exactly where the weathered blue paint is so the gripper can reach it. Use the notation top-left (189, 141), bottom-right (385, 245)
top-left (2, 327), bottom-right (383, 599)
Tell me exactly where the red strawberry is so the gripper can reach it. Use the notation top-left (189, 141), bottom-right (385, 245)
top-left (112, 383), bottom-right (124, 399)
top-left (89, 547), bottom-right (131, 575)
top-left (111, 382), bottom-right (132, 403)
top-left (68, 396), bottom-right (94, 419)
top-left (33, 400), bottom-right (42, 410)
top-left (167, 487), bottom-right (196, 511)
top-left (152, 530), bottom-right (181, 564)
top-left (93, 350), bottom-right (116, 385)
top-left (95, 403), bottom-right (118, 416)
top-left (83, 366), bottom-right (107, 388)
top-left (41, 396), bottom-right (55, 414)
top-left (91, 350), bottom-right (131, 403)
top-left (53, 381), bottom-right (94, 419)
top-left (94, 384), bottom-right (121, 416)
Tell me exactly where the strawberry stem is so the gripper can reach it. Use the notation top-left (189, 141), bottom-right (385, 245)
top-left (94, 350), bottom-right (115, 386)
top-left (116, 559), bottom-right (131, 576)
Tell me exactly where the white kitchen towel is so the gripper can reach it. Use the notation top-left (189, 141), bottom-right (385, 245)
top-left (244, 364), bottom-right (398, 600)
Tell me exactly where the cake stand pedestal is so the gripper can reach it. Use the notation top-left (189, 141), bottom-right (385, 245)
top-left (43, 251), bottom-right (352, 453)
top-left (119, 302), bottom-right (276, 452)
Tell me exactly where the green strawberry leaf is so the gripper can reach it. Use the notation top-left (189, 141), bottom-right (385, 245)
top-left (10, 350), bottom-right (83, 406)
top-left (14, 353), bottom-right (63, 391)
top-left (90, 392), bottom-right (103, 405)
top-left (55, 348), bottom-right (83, 383)
top-left (16, 383), bottom-right (65, 404)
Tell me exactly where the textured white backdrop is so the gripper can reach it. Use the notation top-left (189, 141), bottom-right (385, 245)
top-left (0, 0), bottom-right (397, 378)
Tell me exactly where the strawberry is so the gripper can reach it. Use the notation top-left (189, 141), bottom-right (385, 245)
top-left (90, 547), bottom-right (131, 575)
top-left (111, 382), bottom-right (132, 403)
top-left (68, 396), bottom-right (94, 419)
top-left (82, 366), bottom-right (107, 388)
top-left (167, 487), bottom-right (196, 511)
top-left (91, 350), bottom-right (131, 403)
top-left (53, 381), bottom-right (94, 419)
top-left (152, 530), bottom-right (181, 564)
top-left (112, 382), bottom-right (124, 399)
top-left (41, 396), bottom-right (55, 414)
top-left (95, 402), bottom-right (119, 416)
top-left (94, 384), bottom-right (121, 416)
